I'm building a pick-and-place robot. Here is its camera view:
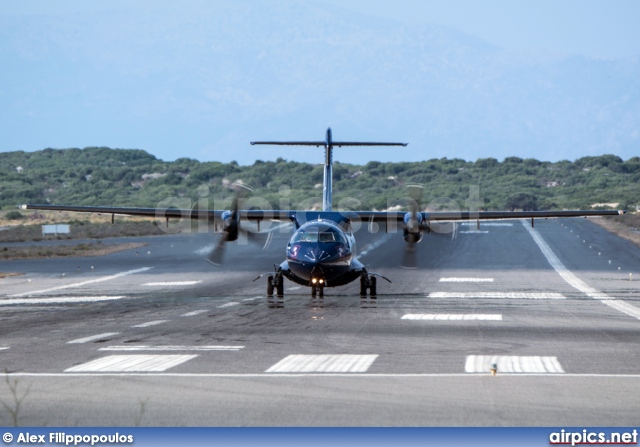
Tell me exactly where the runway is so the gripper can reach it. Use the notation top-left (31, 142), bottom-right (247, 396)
top-left (1, 218), bottom-right (639, 426)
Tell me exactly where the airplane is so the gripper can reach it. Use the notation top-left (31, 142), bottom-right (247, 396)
top-left (21, 127), bottom-right (626, 302)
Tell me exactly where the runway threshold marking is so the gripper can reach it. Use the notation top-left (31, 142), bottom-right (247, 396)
top-left (439, 278), bottom-right (494, 283)
top-left (67, 332), bottom-right (120, 344)
top-left (465, 355), bottom-right (565, 374)
top-left (428, 292), bottom-right (565, 299)
top-left (522, 221), bottom-right (640, 320)
top-left (8, 267), bottom-right (153, 298)
top-left (180, 310), bottom-right (208, 317)
top-left (402, 314), bottom-right (502, 321)
top-left (99, 345), bottom-right (244, 351)
top-left (131, 320), bottom-right (169, 328)
top-left (65, 355), bottom-right (197, 372)
top-left (266, 355), bottom-right (378, 373)
top-left (143, 281), bottom-right (201, 286)
top-left (0, 296), bottom-right (126, 306)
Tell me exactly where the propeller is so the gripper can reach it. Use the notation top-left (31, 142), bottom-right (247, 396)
top-left (401, 184), bottom-right (424, 270)
top-left (206, 182), bottom-right (255, 267)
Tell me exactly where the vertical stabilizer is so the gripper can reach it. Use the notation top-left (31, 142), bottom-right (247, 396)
top-left (250, 128), bottom-right (407, 212)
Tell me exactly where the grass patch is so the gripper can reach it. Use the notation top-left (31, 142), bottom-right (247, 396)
top-left (0, 242), bottom-right (148, 260)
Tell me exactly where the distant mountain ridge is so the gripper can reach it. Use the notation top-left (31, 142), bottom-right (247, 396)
top-left (1, 0), bottom-right (638, 164)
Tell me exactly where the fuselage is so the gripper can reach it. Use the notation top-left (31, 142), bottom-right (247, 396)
top-left (282, 219), bottom-right (363, 287)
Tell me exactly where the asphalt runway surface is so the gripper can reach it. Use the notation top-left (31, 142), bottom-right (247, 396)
top-left (1, 218), bottom-right (639, 426)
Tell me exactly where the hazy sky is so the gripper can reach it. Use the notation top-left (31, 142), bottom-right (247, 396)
top-left (4, 0), bottom-right (640, 59)
top-left (1, 1), bottom-right (639, 164)
top-left (317, 0), bottom-right (640, 59)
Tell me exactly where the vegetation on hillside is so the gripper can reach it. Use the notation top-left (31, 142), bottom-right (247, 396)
top-left (1, 147), bottom-right (638, 213)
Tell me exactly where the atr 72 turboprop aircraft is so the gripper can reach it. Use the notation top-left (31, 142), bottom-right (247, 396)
top-left (22, 128), bottom-right (626, 301)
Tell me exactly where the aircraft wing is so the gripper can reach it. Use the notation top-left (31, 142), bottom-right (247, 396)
top-left (20, 204), bottom-right (625, 224)
top-left (19, 204), bottom-right (297, 222)
top-left (354, 209), bottom-right (626, 223)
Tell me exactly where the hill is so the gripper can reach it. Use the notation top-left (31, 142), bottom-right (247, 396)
top-left (1, 147), bottom-right (638, 214)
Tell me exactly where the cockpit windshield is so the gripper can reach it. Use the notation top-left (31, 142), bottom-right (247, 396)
top-left (291, 228), bottom-right (346, 244)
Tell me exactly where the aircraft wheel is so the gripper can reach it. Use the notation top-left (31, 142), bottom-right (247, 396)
top-left (267, 275), bottom-right (274, 297)
top-left (359, 277), bottom-right (367, 298)
top-left (276, 281), bottom-right (284, 298)
top-left (370, 277), bottom-right (377, 298)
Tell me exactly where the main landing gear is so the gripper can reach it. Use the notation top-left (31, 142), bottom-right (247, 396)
top-left (263, 267), bottom-right (284, 308)
top-left (360, 270), bottom-right (390, 308)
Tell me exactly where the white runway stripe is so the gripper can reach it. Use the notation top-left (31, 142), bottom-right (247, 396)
top-left (522, 221), bottom-right (640, 320)
top-left (8, 267), bottom-right (152, 297)
top-left (439, 278), bottom-right (494, 283)
top-left (217, 302), bottom-right (239, 308)
top-left (286, 286), bottom-right (301, 291)
top-left (99, 345), bottom-right (244, 351)
top-left (266, 354), bottom-right (378, 373)
top-left (131, 320), bottom-right (168, 328)
top-left (0, 347), bottom-right (9, 351)
top-left (65, 355), bottom-right (197, 372)
top-left (460, 230), bottom-right (489, 234)
top-left (402, 314), bottom-right (502, 321)
top-left (242, 297), bottom-right (261, 301)
top-left (460, 222), bottom-right (513, 227)
top-left (67, 332), bottom-right (120, 344)
top-left (429, 292), bottom-right (565, 299)
top-left (143, 281), bottom-right (201, 286)
top-left (0, 296), bottom-right (126, 306)
top-left (180, 310), bottom-right (208, 317)
top-left (465, 355), bottom-right (565, 373)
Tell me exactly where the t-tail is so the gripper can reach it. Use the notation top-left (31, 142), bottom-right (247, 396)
top-left (251, 128), bottom-right (407, 211)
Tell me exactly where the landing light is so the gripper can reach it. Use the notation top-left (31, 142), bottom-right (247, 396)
top-left (312, 278), bottom-right (318, 284)
top-left (319, 279), bottom-right (324, 284)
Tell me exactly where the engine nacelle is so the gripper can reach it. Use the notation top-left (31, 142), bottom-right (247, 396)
top-left (403, 229), bottom-right (423, 244)
top-left (403, 211), bottom-right (423, 243)
top-left (220, 210), bottom-right (240, 241)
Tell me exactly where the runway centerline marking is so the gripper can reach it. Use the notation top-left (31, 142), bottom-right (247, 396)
top-left (67, 332), bottom-right (120, 344)
top-left (460, 230), bottom-right (489, 234)
top-left (99, 345), bottom-right (244, 351)
top-left (131, 320), bottom-right (168, 328)
top-left (266, 355), bottom-right (378, 373)
top-left (242, 297), bottom-right (261, 302)
top-left (65, 355), bottom-right (197, 372)
top-left (143, 281), bottom-right (201, 286)
top-left (439, 278), bottom-right (494, 283)
top-left (0, 296), bottom-right (126, 306)
top-left (0, 347), bottom-right (9, 351)
top-left (402, 314), bottom-right (502, 321)
top-left (180, 310), bottom-right (208, 317)
top-left (428, 292), bottom-right (565, 299)
top-left (8, 267), bottom-right (153, 298)
top-left (465, 355), bottom-right (565, 374)
top-left (522, 220), bottom-right (640, 320)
